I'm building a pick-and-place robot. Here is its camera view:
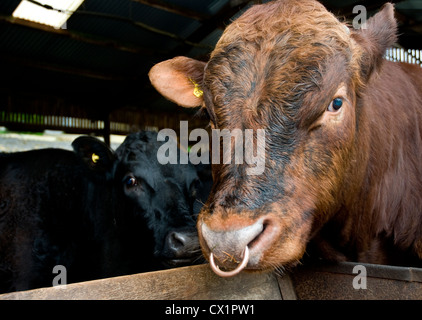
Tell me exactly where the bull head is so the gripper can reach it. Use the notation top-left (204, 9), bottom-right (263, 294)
top-left (149, 0), bottom-right (398, 276)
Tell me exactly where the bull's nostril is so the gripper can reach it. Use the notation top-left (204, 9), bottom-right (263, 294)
top-left (248, 220), bottom-right (273, 248)
top-left (247, 222), bottom-right (267, 248)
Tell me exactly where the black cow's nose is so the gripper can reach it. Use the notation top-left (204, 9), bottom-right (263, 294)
top-left (164, 230), bottom-right (198, 258)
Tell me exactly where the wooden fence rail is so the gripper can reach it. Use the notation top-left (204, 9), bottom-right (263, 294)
top-left (0, 262), bottom-right (421, 300)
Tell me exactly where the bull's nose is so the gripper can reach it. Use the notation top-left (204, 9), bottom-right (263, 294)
top-left (201, 218), bottom-right (274, 276)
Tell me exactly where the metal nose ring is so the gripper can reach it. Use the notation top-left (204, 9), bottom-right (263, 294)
top-left (209, 246), bottom-right (249, 277)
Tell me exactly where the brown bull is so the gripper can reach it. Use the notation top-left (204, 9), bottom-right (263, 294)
top-left (149, 0), bottom-right (422, 276)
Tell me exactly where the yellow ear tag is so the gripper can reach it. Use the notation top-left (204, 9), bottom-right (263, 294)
top-left (188, 77), bottom-right (203, 98)
top-left (91, 153), bottom-right (100, 164)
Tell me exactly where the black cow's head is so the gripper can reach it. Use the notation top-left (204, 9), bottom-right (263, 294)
top-left (114, 131), bottom-right (209, 268)
top-left (72, 133), bottom-right (209, 271)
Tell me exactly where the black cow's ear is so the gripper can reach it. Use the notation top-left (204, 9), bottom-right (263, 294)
top-left (351, 3), bottom-right (397, 81)
top-left (72, 136), bottom-right (116, 173)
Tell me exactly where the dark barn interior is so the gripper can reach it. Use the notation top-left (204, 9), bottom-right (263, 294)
top-left (1, 0), bottom-right (422, 302)
top-left (1, 0), bottom-right (422, 145)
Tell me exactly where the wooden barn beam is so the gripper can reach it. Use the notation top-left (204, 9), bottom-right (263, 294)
top-left (0, 14), bottom-right (163, 56)
top-left (0, 53), bottom-right (135, 82)
top-left (131, 0), bottom-right (211, 21)
top-left (0, 13), bottom-right (213, 58)
top-left (170, 0), bottom-right (252, 57)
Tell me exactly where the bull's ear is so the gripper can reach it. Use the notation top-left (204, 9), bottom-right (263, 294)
top-left (352, 3), bottom-right (397, 80)
top-left (72, 136), bottom-right (116, 173)
top-left (149, 56), bottom-right (206, 108)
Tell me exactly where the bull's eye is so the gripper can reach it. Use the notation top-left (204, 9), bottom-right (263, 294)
top-left (124, 176), bottom-right (138, 188)
top-left (328, 97), bottom-right (343, 112)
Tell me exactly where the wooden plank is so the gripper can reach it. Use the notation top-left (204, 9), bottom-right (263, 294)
top-left (3, 261), bottom-right (422, 300)
top-left (276, 274), bottom-right (297, 300)
top-left (291, 262), bottom-right (422, 300)
top-left (0, 264), bottom-right (282, 300)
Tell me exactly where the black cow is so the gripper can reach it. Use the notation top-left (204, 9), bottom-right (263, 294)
top-left (0, 132), bottom-right (210, 293)
top-left (114, 131), bottom-right (211, 270)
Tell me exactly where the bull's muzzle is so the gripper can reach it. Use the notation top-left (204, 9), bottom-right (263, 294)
top-left (200, 218), bottom-right (275, 277)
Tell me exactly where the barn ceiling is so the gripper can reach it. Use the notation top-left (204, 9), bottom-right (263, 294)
top-left (0, 0), bottom-right (421, 124)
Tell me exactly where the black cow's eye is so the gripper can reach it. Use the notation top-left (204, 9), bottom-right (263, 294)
top-left (327, 97), bottom-right (343, 112)
top-left (124, 176), bottom-right (138, 188)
